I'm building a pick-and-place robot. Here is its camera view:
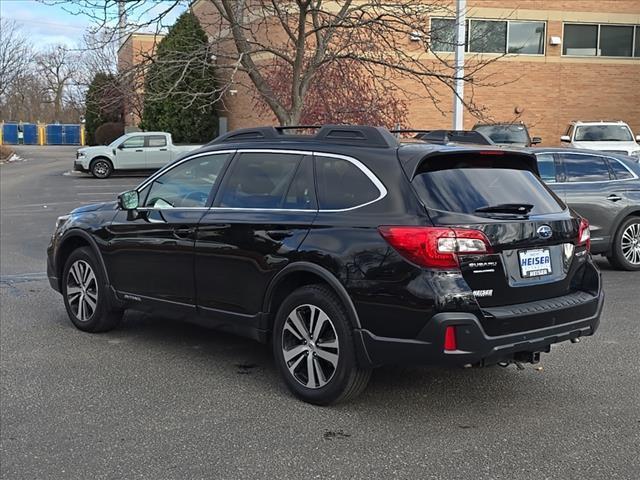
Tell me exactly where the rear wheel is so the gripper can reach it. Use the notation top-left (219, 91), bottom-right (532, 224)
top-left (272, 285), bottom-right (371, 405)
top-left (90, 158), bottom-right (113, 179)
top-left (62, 247), bottom-right (122, 332)
top-left (607, 217), bottom-right (640, 271)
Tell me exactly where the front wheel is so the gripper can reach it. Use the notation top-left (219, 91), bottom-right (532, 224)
top-left (272, 285), bottom-right (371, 405)
top-left (62, 247), bottom-right (122, 332)
top-left (607, 217), bottom-right (640, 271)
top-left (90, 158), bottom-right (113, 179)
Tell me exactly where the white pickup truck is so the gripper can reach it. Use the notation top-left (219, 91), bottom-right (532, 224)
top-left (74, 132), bottom-right (202, 178)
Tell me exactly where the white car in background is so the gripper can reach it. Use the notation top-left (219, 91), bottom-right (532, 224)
top-left (74, 132), bottom-right (202, 178)
top-left (561, 121), bottom-right (640, 161)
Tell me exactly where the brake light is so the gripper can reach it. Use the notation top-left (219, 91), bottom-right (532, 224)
top-left (478, 150), bottom-right (504, 155)
top-left (444, 326), bottom-right (457, 351)
top-left (577, 218), bottom-right (591, 252)
top-left (378, 226), bottom-right (492, 269)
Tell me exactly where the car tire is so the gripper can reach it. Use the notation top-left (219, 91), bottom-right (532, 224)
top-left (90, 158), bottom-right (113, 179)
top-left (272, 284), bottom-right (371, 405)
top-left (607, 216), bottom-right (640, 271)
top-left (62, 247), bottom-right (122, 332)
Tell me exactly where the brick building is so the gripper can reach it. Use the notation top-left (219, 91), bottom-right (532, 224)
top-left (125, 1), bottom-right (640, 145)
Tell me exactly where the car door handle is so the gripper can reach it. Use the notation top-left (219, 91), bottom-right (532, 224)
top-left (135, 149), bottom-right (144, 152)
top-left (607, 194), bottom-right (622, 202)
top-left (173, 226), bottom-right (195, 239)
top-left (159, 148), bottom-right (167, 151)
top-left (267, 230), bottom-right (293, 240)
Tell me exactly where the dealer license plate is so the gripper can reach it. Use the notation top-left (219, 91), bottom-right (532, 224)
top-left (518, 248), bottom-right (552, 278)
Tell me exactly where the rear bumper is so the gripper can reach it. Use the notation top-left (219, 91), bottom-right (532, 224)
top-left (355, 288), bottom-right (604, 368)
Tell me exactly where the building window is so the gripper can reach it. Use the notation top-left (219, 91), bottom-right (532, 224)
top-left (563, 23), bottom-right (639, 57)
top-left (430, 18), bottom-right (545, 55)
top-left (635, 26), bottom-right (639, 57)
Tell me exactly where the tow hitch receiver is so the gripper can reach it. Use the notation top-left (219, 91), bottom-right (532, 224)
top-left (514, 351), bottom-right (541, 364)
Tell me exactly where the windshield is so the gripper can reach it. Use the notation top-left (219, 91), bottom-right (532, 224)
top-left (574, 125), bottom-right (633, 142)
top-left (412, 168), bottom-right (563, 215)
top-left (474, 125), bottom-right (529, 144)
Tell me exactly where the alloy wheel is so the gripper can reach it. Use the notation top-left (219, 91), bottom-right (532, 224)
top-left (66, 260), bottom-right (98, 322)
top-left (621, 221), bottom-right (640, 265)
top-left (93, 161), bottom-right (109, 178)
top-left (281, 304), bottom-right (339, 389)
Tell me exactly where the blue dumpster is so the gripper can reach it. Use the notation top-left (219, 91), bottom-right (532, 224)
top-left (22, 123), bottom-right (38, 145)
top-left (62, 124), bottom-right (80, 145)
top-left (2, 123), bottom-right (19, 145)
top-left (46, 124), bottom-right (63, 145)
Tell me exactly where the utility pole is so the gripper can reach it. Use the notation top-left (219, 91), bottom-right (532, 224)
top-left (453, 0), bottom-right (466, 130)
top-left (118, 0), bottom-right (127, 47)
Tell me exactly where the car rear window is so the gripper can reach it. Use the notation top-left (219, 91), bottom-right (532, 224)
top-left (412, 168), bottom-right (564, 215)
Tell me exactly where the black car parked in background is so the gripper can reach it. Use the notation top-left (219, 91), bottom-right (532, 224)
top-left (47, 126), bottom-right (603, 404)
top-left (533, 148), bottom-right (640, 270)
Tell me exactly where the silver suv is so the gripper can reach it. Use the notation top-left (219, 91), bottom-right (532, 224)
top-left (561, 121), bottom-right (640, 161)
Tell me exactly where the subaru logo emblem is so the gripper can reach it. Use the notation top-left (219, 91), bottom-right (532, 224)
top-left (537, 225), bottom-right (553, 239)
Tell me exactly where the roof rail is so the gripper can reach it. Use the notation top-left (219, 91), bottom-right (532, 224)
top-left (414, 129), bottom-right (494, 146)
top-left (208, 124), bottom-right (398, 148)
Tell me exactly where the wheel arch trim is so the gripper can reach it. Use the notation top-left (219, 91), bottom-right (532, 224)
top-left (56, 229), bottom-right (111, 290)
top-left (262, 261), bottom-right (361, 330)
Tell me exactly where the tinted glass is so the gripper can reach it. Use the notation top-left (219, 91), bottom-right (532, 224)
top-left (635, 26), bottom-right (639, 57)
top-left (562, 154), bottom-right (611, 182)
top-left (574, 125), bottom-right (633, 141)
top-left (508, 21), bottom-right (545, 54)
top-left (608, 159), bottom-right (634, 180)
top-left (122, 136), bottom-right (145, 148)
top-left (218, 153), bottom-right (302, 208)
top-left (143, 153), bottom-right (230, 208)
top-left (469, 20), bottom-right (506, 53)
top-left (431, 18), bottom-right (456, 52)
top-left (412, 168), bottom-right (563, 215)
top-left (316, 156), bottom-right (379, 210)
top-left (600, 25), bottom-right (633, 57)
top-left (147, 135), bottom-right (167, 147)
top-left (536, 153), bottom-right (557, 183)
top-left (474, 125), bottom-right (529, 144)
top-left (563, 24), bottom-right (597, 56)
top-left (283, 157), bottom-right (317, 210)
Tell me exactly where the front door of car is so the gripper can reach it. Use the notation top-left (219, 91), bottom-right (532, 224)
top-left (195, 152), bottom-right (317, 326)
top-left (115, 135), bottom-right (147, 169)
top-left (104, 152), bottom-right (232, 308)
top-left (555, 152), bottom-right (630, 249)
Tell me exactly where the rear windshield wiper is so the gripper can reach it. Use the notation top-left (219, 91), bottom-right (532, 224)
top-left (475, 203), bottom-right (534, 214)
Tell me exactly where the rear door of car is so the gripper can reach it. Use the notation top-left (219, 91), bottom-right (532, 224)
top-left (194, 150), bottom-right (317, 327)
top-left (144, 135), bottom-right (170, 169)
top-left (555, 151), bottom-right (632, 251)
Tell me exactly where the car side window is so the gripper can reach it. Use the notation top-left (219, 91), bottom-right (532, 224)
top-left (121, 136), bottom-right (145, 149)
top-left (147, 136), bottom-right (167, 148)
top-left (217, 152), bottom-right (302, 209)
top-left (561, 154), bottom-right (612, 182)
top-left (536, 153), bottom-right (557, 183)
top-left (315, 156), bottom-right (380, 210)
top-left (607, 159), bottom-right (634, 180)
top-left (283, 156), bottom-right (316, 210)
top-left (141, 153), bottom-right (230, 208)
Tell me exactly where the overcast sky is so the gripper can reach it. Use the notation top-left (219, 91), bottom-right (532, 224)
top-left (1, 0), bottom-right (187, 49)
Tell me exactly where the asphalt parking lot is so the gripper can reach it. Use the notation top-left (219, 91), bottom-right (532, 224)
top-left (1, 146), bottom-right (639, 480)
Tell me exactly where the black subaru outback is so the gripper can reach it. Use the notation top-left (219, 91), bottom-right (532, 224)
top-left (47, 125), bottom-right (603, 405)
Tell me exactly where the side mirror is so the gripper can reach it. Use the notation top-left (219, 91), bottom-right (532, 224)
top-left (531, 136), bottom-right (542, 145)
top-left (635, 135), bottom-right (640, 142)
top-left (117, 143), bottom-right (125, 150)
top-left (560, 135), bottom-right (571, 143)
top-left (117, 190), bottom-right (139, 210)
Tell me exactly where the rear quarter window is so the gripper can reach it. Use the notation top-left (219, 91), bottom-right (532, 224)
top-left (315, 156), bottom-right (382, 210)
top-left (607, 159), bottom-right (635, 180)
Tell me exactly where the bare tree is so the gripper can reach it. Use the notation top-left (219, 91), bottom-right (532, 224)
top-left (45, 0), bottom-right (511, 126)
top-left (35, 45), bottom-right (80, 121)
top-left (0, 19), bottom-right (33, 100)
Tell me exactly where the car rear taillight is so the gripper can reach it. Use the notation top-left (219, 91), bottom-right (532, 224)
top-left (378, 226), bottom-right (492, 269)
top-left (444, 326), bottom-right (457, 351)
top-left (577, 218), bottom-right (591, 252)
